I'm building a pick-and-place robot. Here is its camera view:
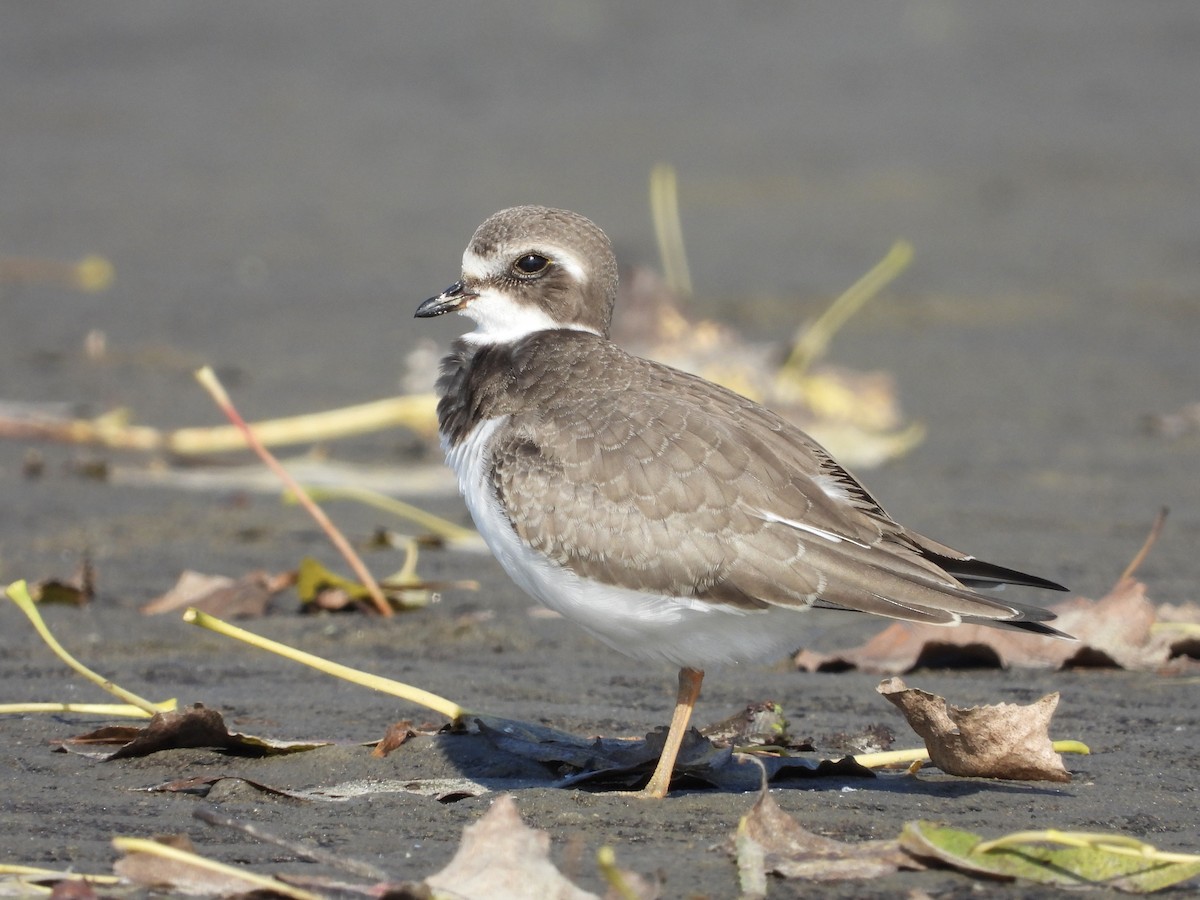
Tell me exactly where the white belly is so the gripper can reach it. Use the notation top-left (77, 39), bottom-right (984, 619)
top-left (445, 418), bottom-right (813, 669)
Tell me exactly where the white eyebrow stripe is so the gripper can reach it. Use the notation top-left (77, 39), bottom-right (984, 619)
top-left (750, 508), bottom-right (871, 549)
top-left (461, 249), bottom-right (497, 280)
top-left (553, 249), bottom-right (587, 283)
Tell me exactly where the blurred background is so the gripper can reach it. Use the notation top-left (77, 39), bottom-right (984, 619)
top-left (2, 1), bottom-right (1198, 602)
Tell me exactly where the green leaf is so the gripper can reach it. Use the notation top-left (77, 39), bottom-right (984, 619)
top-left (901, 821), bottom-right (1200, 893)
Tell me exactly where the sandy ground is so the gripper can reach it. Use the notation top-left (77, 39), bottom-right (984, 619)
top-left (2, 3), bottom-right (1199, 897)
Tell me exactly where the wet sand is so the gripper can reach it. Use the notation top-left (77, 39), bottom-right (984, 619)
top-left (2, 3), bottom-right (1199, 896)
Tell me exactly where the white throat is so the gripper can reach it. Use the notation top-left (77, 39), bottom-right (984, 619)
top-left (458, 286), bottom-right (599, 346)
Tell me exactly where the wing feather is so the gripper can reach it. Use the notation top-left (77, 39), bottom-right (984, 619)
top-left (486, 332), bottom-right (1064, 632)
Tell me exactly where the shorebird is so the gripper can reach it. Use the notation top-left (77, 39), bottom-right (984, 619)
top-left (416, 206), bottom-right (1068, 798)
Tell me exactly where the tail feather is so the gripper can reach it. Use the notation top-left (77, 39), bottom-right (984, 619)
top-left (909, 535), bottom-right (1069, 593)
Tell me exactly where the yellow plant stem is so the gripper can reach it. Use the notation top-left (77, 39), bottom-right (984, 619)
top-left (183, 608), bottom-right (468, 721)
top-left (649, 163), bottom-right (693, 298)
top-left (4, 581), bottom-right (175, 716)
top-left (170, 393), bottom-right (439, 453)
top-left (975, 830), bottom-right (1200, 865)
top-left (855, 740), bottom-right (1089, 770)
top-left (0, 864), bottom-right (119, 884)
top-left (782, 239), bottom-right (914, 378)
top-left (111, 838), bottom-right (323, 900)
top-left (293, 484), bottom-right (482, 545)
top-left (597, 846), bottom-right (642, 900)
top-left (0, 702), bottom-right (163, 718)
top-left (0, 395), bottom-right (438, 454)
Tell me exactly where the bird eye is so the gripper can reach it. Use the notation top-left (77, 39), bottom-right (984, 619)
top-left (513, 253), bottom-right (550, 275)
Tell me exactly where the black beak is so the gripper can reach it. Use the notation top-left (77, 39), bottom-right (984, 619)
top-left (415, 281), bottom-right (477, 318)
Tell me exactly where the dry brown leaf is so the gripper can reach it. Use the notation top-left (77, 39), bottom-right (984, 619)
top-left (878, 678), bottom-right (1070, 782)
top-left (372, 719), bottom-right (418, 758)
top-left (28, 558), bottom-right (95, 607)
top-left (142, 569), bottom-right (293, 617)
top-left (1154, 603), bottom-right (1200, 664)
top-left (56, 704), bottom-right (330, 760)
top-left (797, 576), bottom-right (1194, 674)
top-left (424, 795), bottom-right (598, 900)
top-left (309, 586), bottom-right (358, 611)
top-left (1145, 400), bottom-right (1200, 438)
top-left (797, 511), bottom-right (1198, 675)
top-left (1049, 578), bottom-right (1166, 669)
top-left (112, 833), bottom-right (317, 898)
top-left (733, 781), bottom-right (923, 891)
top-left (142, 571), bottom-right (235, 615)
top-left (47, 879), bottom-right (100, 900)
top-left (795, 615), bottom-right (1064, 673)
top-left (1157, 602), bottom-right (1200, 623)
top-left (113, 835), bottom-right (255, 897)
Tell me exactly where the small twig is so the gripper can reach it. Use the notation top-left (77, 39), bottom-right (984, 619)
top-left (650, 163), bottom-right (693, 299)
top-left (1119, 507), bottom-right (1168, 582)
top-left (0, 254), bottom-right (114, 291)
top-left (0, 864), bottom-right (119, 884)
top-left (596, 846), bottom-right (641, 900)
top-left (781, 239), bottom-right (913, 378)
top-left (168, 393), bottom-right (439, 453)
top-left (195, 366), bottom-right (392, 616)
top-left (0, 701), bottom-right (162, 718)
top-left (293, 484), bottom-right (482, 546)
top-left (194, 807), bottom-right (390, 882)
top-left (183, 608), bottom-right (469, 721)
top-left (111, 837), bottom-right (323, 900)
top-left (0, 394), bottom-right (438, 454)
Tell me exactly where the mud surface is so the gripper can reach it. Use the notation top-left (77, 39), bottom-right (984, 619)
top-left (3, 4), bottom-right (1199, 897)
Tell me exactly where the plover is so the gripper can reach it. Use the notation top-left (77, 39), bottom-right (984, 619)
top-left (416, 206), bottom-right (1068, 798)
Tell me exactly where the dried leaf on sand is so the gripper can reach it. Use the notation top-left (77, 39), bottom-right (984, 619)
top-left (26, 558), bottom-right (95, 607)
top-left (731, 780), bottom-right (923, 894)
top-left (877, 678), bottom-right (1070, 782)
top-left (424, 795), bottom-right (601, 900)
top-left (797, 512), bottom-right (1197, 674)
top-left (56, 704), bottom-right (330, 760)
top-left (113, 834), bottom-right (319, 899)
top-left (295, 555), bottom-right (444, 613)
top-left (372, 719), bottom-right (420, 758)
top-left (798, 574), bottom-right (1197, 674)
top-left (142, 569), bottom-right (293, 617)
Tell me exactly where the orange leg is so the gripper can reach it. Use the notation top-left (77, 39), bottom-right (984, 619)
top-left (638, 667), bottom-right (704, 799)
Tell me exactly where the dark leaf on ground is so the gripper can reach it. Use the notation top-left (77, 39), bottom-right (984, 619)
top-left (699, 700), bottom-right (790, 747)
top-left (56, 704), bottom-right (332, 760)
top-left (471, 714), bottom-right (872, 792)
top-left (28, 557), bottom-right (95, 607)
top-left (296, 556), bottom-right (436, 613)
